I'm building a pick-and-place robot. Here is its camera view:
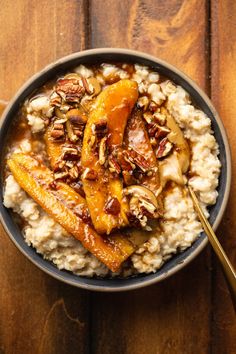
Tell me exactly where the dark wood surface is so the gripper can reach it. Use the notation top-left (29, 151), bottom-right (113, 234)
top-left (0, 1), bottom-right (235, 353)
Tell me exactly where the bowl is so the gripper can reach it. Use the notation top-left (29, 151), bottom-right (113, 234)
top-left (0, 48), bottom-right (231, 291)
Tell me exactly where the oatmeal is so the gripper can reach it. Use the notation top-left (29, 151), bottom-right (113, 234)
top-left (3, 63), bottom-right (221, 277)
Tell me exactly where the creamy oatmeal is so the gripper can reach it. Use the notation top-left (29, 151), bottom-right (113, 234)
top-left (3, 63), bottom-right (221, 277)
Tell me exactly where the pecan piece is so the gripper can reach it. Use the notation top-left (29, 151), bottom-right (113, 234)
top-left (66, 120), bottom-right (78, 142)
top-left (98, 137), bottom-right (107, 165)
top-left (62, 147), bottom-right (79, 161)
top-left (126, 148), bottom-right (151, 172)
top-left (137, 96), bottom-right (149, 111)
top-left (117, 150), bottom-right (135, 172)
top-left (54, 171), bottom-right (69, 180)
top-left (83, 168), bottom-right (98, 181)
top-left (92, 119), bottom-right (108, 139)
top-left (108, 156), bottom-right (121, 174)
top-left (50, 129), bottom-right (64, 140)
top-left (81, 77), bottom-right (90, 94)
top-left (147, 122), bottom-right (160, 137)
top-left (104, 197), bottom-right (121, 215)
top-left (50, 92), bottom-right (62, 107)
top-left (156, 137), bottom-right (173, 159)
top-left (70, 181), bottom-right (86, 198)
top-left (149, 101), bottom-right (158, 112)
top-left (68, 166), bottom-right (79, 180)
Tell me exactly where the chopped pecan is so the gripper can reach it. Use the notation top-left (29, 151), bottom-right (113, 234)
top-left (65, 161), bottom-right (74, 168)
top-left (126, 148), bottom-right (151, 172)
top-left (53, 160), bottom-right (66, 172)
top-left (68, 166), bottom-right (79, 180)
top-left (55, 78), bottom-right (85, 103)
top-left (88, 135), bottom-right (96, 149)
top-left (54, 171), bottom-right (69, 180)
top-left (53, 123), bottom-right (64, 130)
top-left (156, 137), bottom-right (173, 158)
top-left (49, 180), bottom-right (58, 190)
top-left (104, 197), bottom-right (121, 215)
top-left (70, 181), bottom-right (86, 198)
top-left (150, 137), bottom-right (157, 146)
top-left (66, 120), bottom-right (78, 142)
top-left (117, 150), bottom-right (135, 172)
top-left (143, 112), bottom-right (153, 124)
top-left (149, 101), bottom-right (158, 112)
top-left (74, 205), bottom-right (91, 224)
top-left (108, 156), bottom-right (121, 174)
top-left (62, 147), bottom-right (79, 161)
top-left (137, 96), bottom-right (149, 111)
top-left (99, 137), bottom-right (107, 165)
top-left (92, 119), bottom-right (108, 139)
top-left (50, 92), bottom-right (62, 106)
top-left (147, 122), bottom-right (160, 137)
top-left (81, 77), bottom-right (90, 94)
top-left (83, 168), bottom-right (98, 181)
top-left (73, 128), bottom-right (84, 138)
top-left (154, 125), bottom-right (170, 140)
top-left (50, 129), bottom-right (65, 140)
top-left (153, 110), bottom-right (166, 126)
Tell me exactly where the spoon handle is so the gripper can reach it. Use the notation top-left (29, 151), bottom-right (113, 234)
top-left (188, 186), bottom-right (236, 312)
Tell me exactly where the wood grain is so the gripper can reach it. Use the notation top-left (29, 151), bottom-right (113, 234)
top-left (211, 1), bottom-right (236, 352)
top-left (90, 1), bottom-right (211, 353)
top-left (0, 1), bottom-right (90, 354)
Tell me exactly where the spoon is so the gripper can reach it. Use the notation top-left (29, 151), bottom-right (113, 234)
top-left (188, 186), bottom-right (236, 312)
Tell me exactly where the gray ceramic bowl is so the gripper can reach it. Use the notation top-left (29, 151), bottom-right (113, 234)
top-left (0, 48), bottom-right (231, 291)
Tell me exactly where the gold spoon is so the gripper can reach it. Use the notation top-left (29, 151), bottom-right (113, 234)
top-left (188, 186), bottom-right (236, 311)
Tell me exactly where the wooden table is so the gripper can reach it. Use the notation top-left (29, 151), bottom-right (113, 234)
top-left (0, 1), bottom-right (235, 353)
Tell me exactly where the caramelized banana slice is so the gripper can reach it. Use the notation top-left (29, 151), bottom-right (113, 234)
top-left (81, 80), bottom-right (138, 234)
top-left (7, 153), bottom-right (135, 272)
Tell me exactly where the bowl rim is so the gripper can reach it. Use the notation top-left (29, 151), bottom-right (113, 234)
top-left (0, 48), bottom-right (231, 292)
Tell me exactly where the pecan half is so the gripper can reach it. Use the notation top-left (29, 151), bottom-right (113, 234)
top-left (55, 78), bottom-right (85, 103)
